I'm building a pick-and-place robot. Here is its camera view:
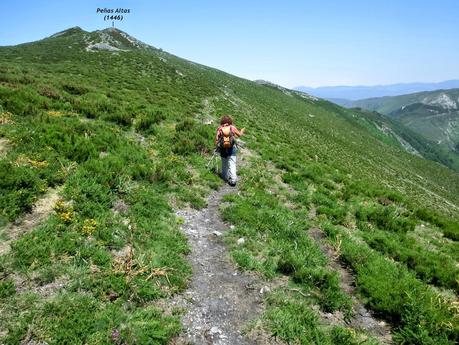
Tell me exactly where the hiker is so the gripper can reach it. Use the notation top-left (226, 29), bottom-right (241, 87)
top-left (214, 115), bottom-right (245, 186)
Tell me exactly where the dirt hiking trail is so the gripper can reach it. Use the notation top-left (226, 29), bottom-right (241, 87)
top-left (172, 184), bottom-right (272, 345)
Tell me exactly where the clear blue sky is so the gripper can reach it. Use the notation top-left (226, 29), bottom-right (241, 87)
top-left (1, 0), bottom-right (458, 88)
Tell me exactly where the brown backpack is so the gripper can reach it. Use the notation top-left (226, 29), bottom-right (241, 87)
top-left (218, 126), bottom-right (234, 149)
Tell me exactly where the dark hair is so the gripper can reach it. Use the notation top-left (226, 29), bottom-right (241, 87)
top-left (220, 115), bottom-right (233, 125)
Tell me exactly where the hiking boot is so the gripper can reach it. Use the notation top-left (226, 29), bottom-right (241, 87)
top-left (228, 181), bottom-right (237, 187)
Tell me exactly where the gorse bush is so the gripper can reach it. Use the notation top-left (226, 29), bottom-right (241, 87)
top-left (135, 108), bottom-right (166, 134)
top-left (76, 92), bottom-right (115, 118)
top-left (62, 82), bottom-right (90, 95)
top-left (0, 96), bottom-right (212, 343)
top-left (0, 86), bottom-right (46, 116)
top-left (38, 85), bottom-right (63, 100)
top-left (343, 180), bottom-right (405, 204)
top-left (172, 118), bottom-right (214, 155)
top-left (0, 160), bottom-right (44, 221)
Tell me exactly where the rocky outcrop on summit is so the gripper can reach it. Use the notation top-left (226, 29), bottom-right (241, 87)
top-left (85, 28), bottom-right (151, 52)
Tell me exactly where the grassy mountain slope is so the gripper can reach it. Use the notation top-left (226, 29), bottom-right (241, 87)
top-left (341, 107), bottom-right (459, 171)
top-left (346, 89), bottom-right (459, 171)
top-left (0, 27), bottom-right (458, 344)
top-left (350, 88), bottom-right (459, 115)
top-left (351, 89), bottom-right (459, 146)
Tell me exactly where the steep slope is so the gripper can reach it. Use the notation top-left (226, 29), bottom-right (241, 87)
top-left (0, 28), bottom-right (458, 344)
top-left (349, 88), bottom-right (459, 116)
top-left (345, 89), bottom-right (459, 170)
top-left (337, 107), bottom-right (459, 171)
top-left (262, 81), bottom-right (458, 168)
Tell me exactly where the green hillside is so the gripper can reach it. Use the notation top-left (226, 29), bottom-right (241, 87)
top-left (347, 89), bottom-right (459, 170)
top-left (342, 107), bottom-right (459, 171)
top-left (0, 27), bottom-right (458, 344)
top-left (350, 88), bottom-right (459, 115)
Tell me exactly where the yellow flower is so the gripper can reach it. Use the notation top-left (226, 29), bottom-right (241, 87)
top-left (47, 110), bottom-right (64, 117)
top-left (0, 111), bottom-right (14, 124)
top-left (82, 219), bottom-right (97, 235)
top-left (28, 158), bottom-right (48, 168)
top-left (15, 154), bottom-right (48, 168)
top-left (54, 199), bottom-right (74, 223)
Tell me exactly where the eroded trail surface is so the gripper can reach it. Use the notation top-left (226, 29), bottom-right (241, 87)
top-left (172, 185), bottom-right (264, 345)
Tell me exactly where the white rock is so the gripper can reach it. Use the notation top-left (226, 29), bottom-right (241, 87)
top-left (260, 286), bottom-right (271, 294)
top-left (237, 237), bottom-right (245, 245)
top-left (86, 42), bottom-right (123, 52)
top-left (210, 326), bottom-right (222, 335)
top-left (213, 231), bottom-right (223, 236)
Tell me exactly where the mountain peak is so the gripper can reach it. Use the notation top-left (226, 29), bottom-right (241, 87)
top-left (49, 26), bottom-right (86, 38)
top-left (92, 27), bottom-right (150, 50)
top-left (45, 26), bottom-right (152, 52)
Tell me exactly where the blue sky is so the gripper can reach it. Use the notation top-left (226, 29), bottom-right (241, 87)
top-left (1, 0), bottom-right (458, 88)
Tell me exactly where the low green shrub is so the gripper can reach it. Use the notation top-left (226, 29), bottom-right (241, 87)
top-left (293, 266), bottom-right (351, 313)
top-left (172, 118), bottom-right (213, 156)
top-left (364, 231), bottom-right (459, 292)
top-left (135, 108), bottom-right (166, 134)
top-left (0, 85), bottom-right (45, 115)
top-left (356, 204), bottom-right (415, 233)
top-left (324, 223), bottom-right (457, 344)
top-left (61, 82), bottom-right (89, 95)
top-left (0, 160), bottom-right (45, 221)
top-left (0, 279), bottom-right (15, 299)
top-left (414, 208), bottom-right (459, 240)
top-left (104, 111), bottom-right (132, 127)
top-left (264, 292), bottom-right (328, 344)
top-left (264, 292), bottom-right (366, 345)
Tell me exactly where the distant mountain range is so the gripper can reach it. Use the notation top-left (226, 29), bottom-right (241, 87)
top-left (294, 80), bottom-right (459, 101)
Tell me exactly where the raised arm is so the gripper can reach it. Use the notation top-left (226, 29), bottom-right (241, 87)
top-left (232, 126), bottom-right (245, 137)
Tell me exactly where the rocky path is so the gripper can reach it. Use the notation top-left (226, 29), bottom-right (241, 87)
top-left (172, 185), bottom-right (268, 345)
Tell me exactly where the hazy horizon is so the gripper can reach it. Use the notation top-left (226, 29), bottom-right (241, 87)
top-left (294, 79), bottom-right (459, 89)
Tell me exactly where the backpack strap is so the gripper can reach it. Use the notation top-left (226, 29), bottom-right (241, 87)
top-left (221, 125), bottom-right (232, 136)
top-left (217, 125), bottom-right (226, 137)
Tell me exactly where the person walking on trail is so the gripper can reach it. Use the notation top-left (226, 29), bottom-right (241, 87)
top-left (214, 115), bottom-right (245, 186)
